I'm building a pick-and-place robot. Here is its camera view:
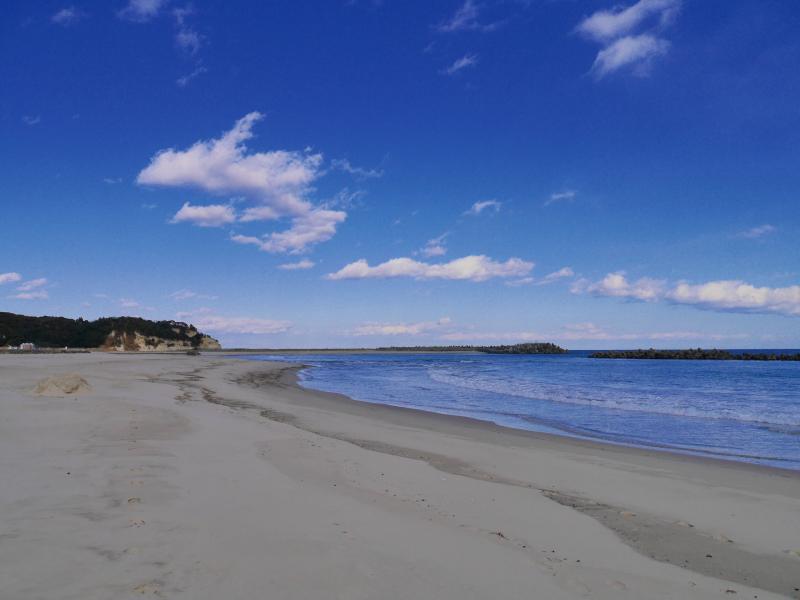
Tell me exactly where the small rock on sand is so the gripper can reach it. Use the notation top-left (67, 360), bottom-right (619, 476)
top-left (33, 373), bottom-right (91, 396)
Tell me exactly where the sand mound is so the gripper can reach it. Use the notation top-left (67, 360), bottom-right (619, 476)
top-left (34, 373), bottom-right (91, 396)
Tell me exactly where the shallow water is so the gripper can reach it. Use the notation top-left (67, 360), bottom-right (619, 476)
top-left (239, 351), bottom-right (800, 470)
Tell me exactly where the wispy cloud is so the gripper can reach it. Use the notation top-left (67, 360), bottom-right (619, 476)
top-left (168, 289), bottom-right (218, 301)
top-left (464, 199), bottom-right (501, 216)
top-left (0, 272), bottom-right (22, 285)
top-left (103, 177), bottom-right (123, 184)
top-left (443, 53), bottom-right (478, 76)
top-left (10, 291), bottom-right (48, 300)
top-left (278, 259), bottom-right (315, 270)
top-left (327, 255), bottom-right (533, 282)
top-left (437, 0), bottom-right (500, 33)
top-left (331, 158), bottom-right (383, 180)
top-left (352, 317), bottom-right (451, 336)
top-left (186, 314), bottom-right (292, 335)
top-left (176, 66), bottom-right (207, 88)
top-left (173, 7), bottom-right (202, 55)
top-left (118, 0), bottom-right (167, 22)
top-left (737, 224), bottom-right (776, 239)
top-left (22, 115), bottom-right (41, 126)
top-left (576, 0), bottom-right (680, 78)
top-left (51, 7), bottom-right (85, 26)
top-left (16, 278), bottom-right (48, 292)
top-left (420, 233), bottom-right (448, 257)
top-left (171, 202), bottom-right (236, 227)
top-left (506, 266), bottom-right (574, 287)
top-left (544, 190), bottom-right (576, 206)
top-left (574, 271), bottom-right (800, 317)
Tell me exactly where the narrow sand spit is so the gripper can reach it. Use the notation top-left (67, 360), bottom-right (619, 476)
top-left (1, 353), bottom-right (798, 600)
top-left (33, 373), bottom-right (91, 396)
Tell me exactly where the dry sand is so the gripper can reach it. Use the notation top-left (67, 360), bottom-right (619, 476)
top-left (0, 353), bottom-right (798, 599)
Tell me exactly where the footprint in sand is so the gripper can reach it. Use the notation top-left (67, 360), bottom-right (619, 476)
top-left (127, 497), bottom-right (141, 504)
top-left (128, 519), bottom-right (146, 528)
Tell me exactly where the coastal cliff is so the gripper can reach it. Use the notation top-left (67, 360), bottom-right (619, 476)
top-left (0, 312), bottom-right (220, 351)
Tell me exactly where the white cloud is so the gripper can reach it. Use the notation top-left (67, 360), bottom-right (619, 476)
top-left (576, 271), bottom-right (665, 301)
top-left (544, 190), bottom-right (576, 206)
top-left (420, 233), bottom-right (448, 257)
top-left (576, 0), bottom-right (680, 78)
top-left (103, 177), bottom-right (123, 184)
top-left (231, 209), bottom-right (346, 254)
top-left (0, 272), bottom-right (22, 285)
top-left (168, 289), bottom-right (217, 301)
top-left (189, 315), bottom-right (292, 335)
top-left (464, 199), bottom-right (501, 215)
top-left (537, 267), bottom-right (575, 285)
top-left (22, 115), bottom-right (41, 126)
top-left (352, 317), bottom-right (451, 336)
top-left (443, 54), bottom-right (478, 75)
top-left (10, 291), bottom-right (48, 300)
top-left (138, 113), bottom-right (321, 217)
top-left (118, 0), bottom-right (167, 22)
top-left (576, 271), bottom-right (800, 317)
top-left (176, 66), bottom-right (207, 87)
top-left (437, 0), bottom-right (499, 33)
top-left (171, 202), bottom-right (236, 227)
top-left (16, 278), bottom-right (48, 292)
top-left (120, 298), bottom-right (141, 308)
top-left (737, 224), bottom-right (776, 239)
top-left (51, 7), bottom-right (84, 26)
top-left (138, 113), bottom-right (345, 254)
top-left (173, 7), bottom-right (202, 55)
top-left (278, 259), bottom-right (315, 270)
top-left (668, 281), bottom-right (800, 317)
top-left (592, 34), bottom-right (670, 78)
top-left (576, 0), bottom-right (680, 42)
top-left (331, 158), bottom-right (383, 179)
top-left (327, 255), bottom-right (533, 282)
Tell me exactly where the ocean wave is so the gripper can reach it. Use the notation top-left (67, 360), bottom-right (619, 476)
top-left (426, 367), bottom-right (800, 428)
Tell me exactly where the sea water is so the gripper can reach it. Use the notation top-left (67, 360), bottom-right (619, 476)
top-left (239, 352), bottom-right (800, 470)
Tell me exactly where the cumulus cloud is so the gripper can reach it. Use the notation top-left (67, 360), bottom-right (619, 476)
top-left (575, 271), bottom-right (666, 301)
top-left (171, 202), bottom-right (236, 227)
top-left (544, 190), bottom-right (576, 207)
top-left (576, 0), bottom-right (680, 78)
top-left (443, 54), bottom-right (478, 76)
top-left (576, 271), bottom-right (800, 317)
top-left (464, 199), bottom-right (501, 215)
top-left (118, 0), bottom-right (167, 22)
top-left (138, 113), bottom-right (346, 253)
top-left (327, 255), bottom-right (533, 282)
top-left (737, 224), bottom-right (776, 239)
top-left (0, 272), bottom-right (22, 285)
top-left (437, 0), bottom-right (500, 33)
top-left (420, 233), bottom-right (448, 257)
top-left (173, 7), bottom-right (202, 55)
top-left (16, 278), bottom-right (48, 292)
top-left (51, 7), bottom-right (84, 26)
top-left (668, 281), bottom-right (800, 317)
top-left (352, 317), bottom-right (452, 336)
top-left (278, 259), bottom-right (315, 270)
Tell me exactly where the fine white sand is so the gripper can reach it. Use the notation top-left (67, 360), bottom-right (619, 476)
top-left (1, 353), bottom-right (798, 599)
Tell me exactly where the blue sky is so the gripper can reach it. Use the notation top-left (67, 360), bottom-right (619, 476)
top-left (2, 0), bottom-right (799, 348)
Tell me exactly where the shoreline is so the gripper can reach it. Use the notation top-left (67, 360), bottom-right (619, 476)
top-left (1, 353), bottom-right (798, 599)
top-left (243, 355), bottom-right (800, 475)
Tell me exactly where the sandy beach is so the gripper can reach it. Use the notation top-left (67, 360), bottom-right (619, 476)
top-left (1, 353), bottom-right (798, 599)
